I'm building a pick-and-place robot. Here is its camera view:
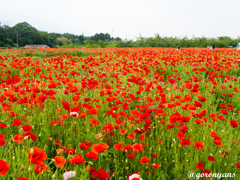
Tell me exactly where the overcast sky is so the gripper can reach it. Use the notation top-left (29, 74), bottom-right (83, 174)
top-left (1, 0), bottom-right (240, 39)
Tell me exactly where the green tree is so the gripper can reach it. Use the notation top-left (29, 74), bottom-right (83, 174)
top-left (56, 36), bottom-right (72, 46)
top-left (12, 22), bottom-right (38, 47)
top-left (0, 23), bottom-right (15, 47)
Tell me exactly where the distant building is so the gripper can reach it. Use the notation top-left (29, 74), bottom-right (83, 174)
top-left (237, 43), bottom-right (240, 48)
top-left (24, 45), bottom-right (50, 49)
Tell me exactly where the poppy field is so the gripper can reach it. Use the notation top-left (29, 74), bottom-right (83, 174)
top-left (0, 47), bottom-right (240, 180)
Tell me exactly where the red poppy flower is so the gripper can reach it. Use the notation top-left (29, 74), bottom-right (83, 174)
top-left (0, 123), bottom-right (7, 128)
top-left (0, 134), bottom-right (5, 140)
top-left (127, 153), bottom-right (136, 159)
top-left (11, 119), bottom-right (22, 126)
top-left (11, 134), bottom-right (24, 144)
top-left (79, 143), bottom-right (88, 150)
top-left (132, 143), bottom-right (144, 153)
top-left (120, 129), bottom-right (127, 135)
top-left (28, 147), bottom-right (47, 166)
top-left (220, 109), bottom-right (228, 115)
top-left (91, 169), bottom-right (109, 180)
top-left (0, 139), bottom-right (5, 146)
top-left (202, 169), bottom-right (211, 178)
top-left (195, 161), bottom-right (204, 169)
top-left (180, 139), bottom-right (191, 146)
top-left (236, 163), bottom-right (240, 168)
top-left (123, 144), bottom-right (132, 151)
top-left (54, 156), bottom-right (66, 168)
top-left (17, 177), bottom-right (29, 180)
top-left (127, 133), bottom-right (135, 139)
top-left (230, 120), bottom-right (238, 128)
top-left (113, 142), bottom-right (123, 151)
top-left (152, 163), bottom-right (160, 169)
top-left (176, 132), bottom-right (185, 139)
top-left (69, 153), bottom-right (85, 164)
top-left (151, 154), bottom-right (158, 158)
top-left (140, 157), bottom-right (149, 165)
top-left (85, 151), bottom-right (98, 160)
top-left (0, 159), bottom-right (9, 175)
top-left (193, 141), bottom-right (204, 149)
top-left (22, 125), bottom-right (32, 132)
top-left (222, 150), bottom-right (228, 158)
top-left (166, 124), bottom-right (174, 129)
top-left (87, 108), bottom-right (98, 116)
top-left (208, 156), bottom-right (216, 162)
top-left (210, 131), bottom-right (218, 138)
top-left (24, 132), bottom-right (37, 141)
top-left (214, 137), bottom-right (223, 147)
top-left (92, 143), bottom-right (109, 153)
top-left (90, 119), bottom-right (99, 126)
top-left (34, 164), bottom-right (48, 174)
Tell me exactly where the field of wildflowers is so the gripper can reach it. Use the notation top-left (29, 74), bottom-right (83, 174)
top-left (0, 48), bottom-right (239, 180)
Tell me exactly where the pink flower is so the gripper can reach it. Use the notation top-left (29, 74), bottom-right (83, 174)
top-left (128, 172), bottom-right (142, 180)
top-left (59, 115), bottom-right (68, 120)
top-left (70, 112), bottom-right (79, 118)
top-left (63, 171), bottom-right (76, 180)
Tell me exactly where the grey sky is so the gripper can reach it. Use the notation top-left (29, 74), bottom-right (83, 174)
top-left (1, 0), bottom-right (240, 39)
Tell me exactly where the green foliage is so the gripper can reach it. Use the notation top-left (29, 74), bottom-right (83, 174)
top-left (1, 21), bottom-right (240, 48)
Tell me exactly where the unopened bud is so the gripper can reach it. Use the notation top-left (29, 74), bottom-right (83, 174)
top-left (24, 136), bottom-right (29, 140)
top-left (21, 165), bottom-right (24, 170)
top-left (30, 148), bottom-right (34, 155)
top-left (88, 161), bottom-right (93, 165)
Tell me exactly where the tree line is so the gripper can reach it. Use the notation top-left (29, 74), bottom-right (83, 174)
top-left (0, 21), bottom-right (239, 48)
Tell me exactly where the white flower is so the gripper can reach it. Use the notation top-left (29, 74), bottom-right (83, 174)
top-left (129, 173), bottom-right (142, 180)
top-left (63, 171), bottom-right (76, 180)
top-left (70, 112), bottom-right (79, 118)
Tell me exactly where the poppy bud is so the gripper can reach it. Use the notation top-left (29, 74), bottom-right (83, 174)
top-left (24, 136), bottom-right (29, 140)
top-left (28, 167), bottom-right (32, 172)
top-left (13, 156), bottom-right (15, 161)
top-left (21, 165), bottom-right (24, 170)
top-left (30, 148), bottom-right (34, 155)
